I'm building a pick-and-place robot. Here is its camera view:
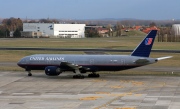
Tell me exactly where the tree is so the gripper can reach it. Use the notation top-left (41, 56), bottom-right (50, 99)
top-left (5, 29), bottom-right (10, 37)
top-left (107, 24), bottom-right (112, 37)
top-left (149, 22), bottom-right (156, 27)
top-left (2, 18), bottom-right (23, 31)
top-left (85, 28), bottom-right (100, 38)
top-left (116, 22), bottom-right (122, 37)
top-left (28, 20), bottom-right (37, 23)
top-left (0, 25), bottom-right (5, 37)
top-left (13, 29), bottom-right (21, 37)
top-left (0, 30), bottom-right (5, 37)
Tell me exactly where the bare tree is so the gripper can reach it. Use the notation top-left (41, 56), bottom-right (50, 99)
top-left (116, 22), bottom-right (121, 37)
top-left (107, 24), bottom-right (112, 37)
top-left (149, 22), bottom-right (156, 27)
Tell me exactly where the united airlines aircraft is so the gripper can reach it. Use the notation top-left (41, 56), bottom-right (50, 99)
top-left (17, 30), bottom-right (172, 79)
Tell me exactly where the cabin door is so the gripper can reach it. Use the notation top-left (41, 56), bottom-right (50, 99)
top-left (121, 59), bottom-right (125, 65)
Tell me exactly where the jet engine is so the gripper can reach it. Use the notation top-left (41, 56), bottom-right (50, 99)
top-left (45, 66), bottom-right (62, 76)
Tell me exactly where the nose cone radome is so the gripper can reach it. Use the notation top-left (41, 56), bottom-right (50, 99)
top-left (17, 57), bottom-right (26, 67)
top-left (17, 60), bottom-right (22, 66)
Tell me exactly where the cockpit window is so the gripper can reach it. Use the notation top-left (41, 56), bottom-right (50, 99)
top-left (20, 57), bottom-right (28, 64)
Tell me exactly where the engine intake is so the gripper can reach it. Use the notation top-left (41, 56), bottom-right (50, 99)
top-left (45, 66), bottom-right (62, 76)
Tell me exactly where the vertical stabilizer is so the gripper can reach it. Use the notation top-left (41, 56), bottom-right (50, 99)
top-left (131, 30), bottom-right (157, 57)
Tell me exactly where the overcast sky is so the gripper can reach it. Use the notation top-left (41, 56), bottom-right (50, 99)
top-left (1, 0), bottom-right (180, 20)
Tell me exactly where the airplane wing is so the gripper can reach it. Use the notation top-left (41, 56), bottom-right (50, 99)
top-left (60, 62), bottom-right (90, 70)
top-left (60, 62), bottom-right (82, 69)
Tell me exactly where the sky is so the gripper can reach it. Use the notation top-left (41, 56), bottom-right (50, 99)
top-left (1, 0), bottom-right (180, 20)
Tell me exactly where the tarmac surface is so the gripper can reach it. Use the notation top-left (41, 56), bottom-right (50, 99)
top-left (0, 71), bottom-right (180, 109)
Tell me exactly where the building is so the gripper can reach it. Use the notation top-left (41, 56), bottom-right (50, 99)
top-left (171, 24), bottom-right (180, 42)
top-left (21, 31), bottom-right (42, 38)
top-left (10, 31), bottom-right (14, 37)
top-left (22, 23), bottom-right (86, 38)
top-left (96, 28), bottom-right (109, 37)
top-left (172, 24), bottom-right (180, 36)
top-left (142, 26), bottom-right (159, 34)
top-left (134, 26), bottom-right (142, 31)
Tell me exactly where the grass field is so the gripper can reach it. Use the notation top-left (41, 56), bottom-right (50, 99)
top-left (0, 36), bottom-right (179, 75)
top-left (0, 36), bottom-right (180, 50)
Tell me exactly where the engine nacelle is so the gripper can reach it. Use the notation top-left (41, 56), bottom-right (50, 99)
top-left (45, 66), bottom-right (62, 76)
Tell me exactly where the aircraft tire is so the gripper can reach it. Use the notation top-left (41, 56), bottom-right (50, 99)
top-left (88, 74), bottom-right (100, 78)
top-left (73, 75), bottom-right (84, 79)
top-left (28, 73), bottom-right (32, 76)
top-left (96, 74), bottom-right (100, 77)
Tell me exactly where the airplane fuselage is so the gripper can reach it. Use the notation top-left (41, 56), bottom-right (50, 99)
top-left (18, 54), bottom-right (157, 72)
top-left (17, 30), bottom-right (170, 79)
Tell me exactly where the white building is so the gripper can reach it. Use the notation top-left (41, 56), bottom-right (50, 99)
top-left (172, 24), bottom-right (180, 36)
top-left (23, 23), bottom-right (86, 38)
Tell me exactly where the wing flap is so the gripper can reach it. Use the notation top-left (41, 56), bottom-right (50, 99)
top-left (60, 62), bottom-right (82, 69)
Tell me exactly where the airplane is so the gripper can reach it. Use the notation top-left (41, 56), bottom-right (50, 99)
top-left (17, 30), bottom-right (172, 79)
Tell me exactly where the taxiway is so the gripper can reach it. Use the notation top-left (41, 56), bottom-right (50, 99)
top-left (0, 71), bottom-right (180, 109)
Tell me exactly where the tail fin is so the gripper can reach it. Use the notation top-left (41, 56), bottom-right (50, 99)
top-left (131, 30), bottom-right (157, 57)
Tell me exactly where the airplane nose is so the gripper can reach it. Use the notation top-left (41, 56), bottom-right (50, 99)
top-left (17, 57), bottom-right (28, 67)
top-left (17, 58), bottom-right (24, 66)
top-left (17, 60), bottom-right (21, 66)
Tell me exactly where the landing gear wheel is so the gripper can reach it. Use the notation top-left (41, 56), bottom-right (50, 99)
top-left (26, 70), bottom-right (32, 76)
top-left (96, 74), bottom-right (100, 77)
top-left (88, 73), bottom-right (100, 78)
top-left (73, 75), bottom-right (84, 79)
top-left (28, 73), bottom-right (32, 76)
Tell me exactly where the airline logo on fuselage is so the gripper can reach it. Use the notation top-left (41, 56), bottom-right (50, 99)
top-left (145, 38), bottom-right (153, 45)
top-left (30, 57), bottom-right (64, 61)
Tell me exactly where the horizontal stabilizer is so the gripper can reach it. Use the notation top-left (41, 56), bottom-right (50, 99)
top-left (157, 56), bottom-right (173, 60)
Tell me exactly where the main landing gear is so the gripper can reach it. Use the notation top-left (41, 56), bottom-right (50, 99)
top-left (73, 70), bottom-right (84, 79)
top-left (73, 70), bottom-right (100, 79)
top-left (88, 72), bottom-right (100, 78)
top-left (73, 74), bottom-right (84, 79)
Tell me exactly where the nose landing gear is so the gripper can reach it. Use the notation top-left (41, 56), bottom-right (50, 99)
top-left (26, 70), bottom-right (32, 76)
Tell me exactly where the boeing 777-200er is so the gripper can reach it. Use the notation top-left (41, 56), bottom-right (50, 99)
top-left (17, 30), bottom-right (172, 79)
